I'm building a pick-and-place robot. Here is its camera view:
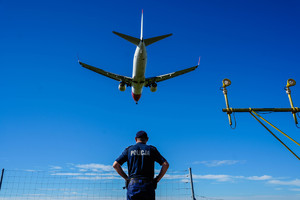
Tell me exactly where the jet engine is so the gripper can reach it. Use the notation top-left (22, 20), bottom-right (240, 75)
top-left (118, 82), bottom-right (126, 91)
top-left (150, 83), bottom-right (157, 92)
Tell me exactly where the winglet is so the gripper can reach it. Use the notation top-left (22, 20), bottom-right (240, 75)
top-left (198, 56), bottom-right (201, 66)
top-left (77, 54), bottom-right (80, 63)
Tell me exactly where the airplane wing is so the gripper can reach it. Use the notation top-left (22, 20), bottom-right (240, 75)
top-left (79, 61), bottom-right (132, 86)
top-left (144, 65), bottom-right (198, 87)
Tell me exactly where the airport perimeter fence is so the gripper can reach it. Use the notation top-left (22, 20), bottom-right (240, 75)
top-left (0, 168), bottom-right (195, 200)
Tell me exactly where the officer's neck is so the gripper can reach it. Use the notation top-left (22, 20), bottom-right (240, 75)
top-left (136, 141), bottom-right (147, 144)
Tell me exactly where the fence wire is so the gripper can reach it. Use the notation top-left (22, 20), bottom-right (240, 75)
top-left (0, 169), bottom-right (192, 200)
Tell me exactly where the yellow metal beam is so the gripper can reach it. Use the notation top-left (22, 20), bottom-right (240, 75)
top-left (222, 108), bottom-right (300, 113)
top-left (249, 112), bottom-right (300, 161)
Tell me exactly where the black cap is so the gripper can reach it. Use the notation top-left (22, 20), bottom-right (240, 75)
top-left (136, 130), bottom-right (148, 139)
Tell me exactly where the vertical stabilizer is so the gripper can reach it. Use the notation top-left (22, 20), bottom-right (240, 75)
top-left (140, 9), bottom-right (143, 40)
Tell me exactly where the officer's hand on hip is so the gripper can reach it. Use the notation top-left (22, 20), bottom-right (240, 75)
top-left (153, 177), bottom-right (159, 190)
top-left (123, 179), bottom-right (130, 189)
top-left (126, 179), bottom-right (130, 189)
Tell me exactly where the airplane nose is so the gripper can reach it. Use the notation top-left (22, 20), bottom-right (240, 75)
top-left (132, 92), bottom-right (141, 103)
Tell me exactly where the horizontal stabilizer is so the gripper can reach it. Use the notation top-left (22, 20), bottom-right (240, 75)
top-left (144, 33), bottom-right (172, 46)
top-left (113, 31), bottom-right (140, 45)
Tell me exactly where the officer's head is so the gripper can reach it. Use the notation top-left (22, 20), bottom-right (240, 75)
top-left (135, 130), bottom-right (148, 143)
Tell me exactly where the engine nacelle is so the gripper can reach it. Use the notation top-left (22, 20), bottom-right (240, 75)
top-left (118, 82), bottom-right (126, 91)
top-left (150, 83), bottom-right (157, 92)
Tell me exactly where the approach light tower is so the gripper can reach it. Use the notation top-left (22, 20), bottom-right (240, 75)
top-left (220, 79), bottom-right (300, 160)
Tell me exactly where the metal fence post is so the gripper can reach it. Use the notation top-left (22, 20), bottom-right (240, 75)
top-left (0, 168), bottom-right (4, 191)
top-left (189, 167), bottom-right (196, 200)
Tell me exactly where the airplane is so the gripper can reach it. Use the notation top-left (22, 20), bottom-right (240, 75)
top-left (79, 10), bottom-right (199, 104)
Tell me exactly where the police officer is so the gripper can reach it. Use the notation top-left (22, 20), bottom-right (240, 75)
top-left (113, 130), bottom-right (169, 200)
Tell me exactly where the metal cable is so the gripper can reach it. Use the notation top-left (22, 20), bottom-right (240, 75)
top-left (230, 112), bottom-right (237, 129)
top-left (296, 112), bottom-right (300, 129)
top-left (256, 111), bottom-right (274, 114)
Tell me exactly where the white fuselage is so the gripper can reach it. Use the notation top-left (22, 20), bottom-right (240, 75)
top-left (132, 41), bottom-right (147, 95)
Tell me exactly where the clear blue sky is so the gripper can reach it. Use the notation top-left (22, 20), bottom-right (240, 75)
top-left (0, 0), bottom-right (300, 199)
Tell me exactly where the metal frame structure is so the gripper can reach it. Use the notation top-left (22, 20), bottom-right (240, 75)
top-left (221, 79), bottom-right (300, 160)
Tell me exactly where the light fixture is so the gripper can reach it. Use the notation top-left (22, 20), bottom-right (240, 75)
top-left (287, 79), bottom-right (296, 88)
top-left (222, 79), bottom-right (231, 88)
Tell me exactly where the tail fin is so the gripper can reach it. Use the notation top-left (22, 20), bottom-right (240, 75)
top-left (144, 33), bottom-right (172, 46)
top-left (112, 31), bottom-right (140, 45)
top-left (140, 9), bottom-right (143, 40)
top-left (140, 10), bottom-right (172, 45)
top-left (113, 10), bottom-right (172, 46)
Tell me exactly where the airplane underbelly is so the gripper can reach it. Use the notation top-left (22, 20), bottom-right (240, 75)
top-left (133, 44), bottom-right (147, 78)
top-left (131, 42), bottom-right (147, 102)
top-left (132, 83), bottom-right (144, 94)
top-left (133, 57), bottom-right (147, 78)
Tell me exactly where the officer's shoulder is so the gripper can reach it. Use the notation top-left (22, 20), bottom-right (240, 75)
top-left (125, 145), bottom-right (133, 150)
top-left (149, 145), bottom-right (158, 150)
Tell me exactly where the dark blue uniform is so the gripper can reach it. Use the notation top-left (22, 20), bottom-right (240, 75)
top-left (116, 142), bottom-right (166, 200)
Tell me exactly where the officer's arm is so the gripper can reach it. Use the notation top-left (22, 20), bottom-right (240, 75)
top-left (113, 161), bottom-right (128, 180)
top-left (156, 161), bottom-right (169, 182)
